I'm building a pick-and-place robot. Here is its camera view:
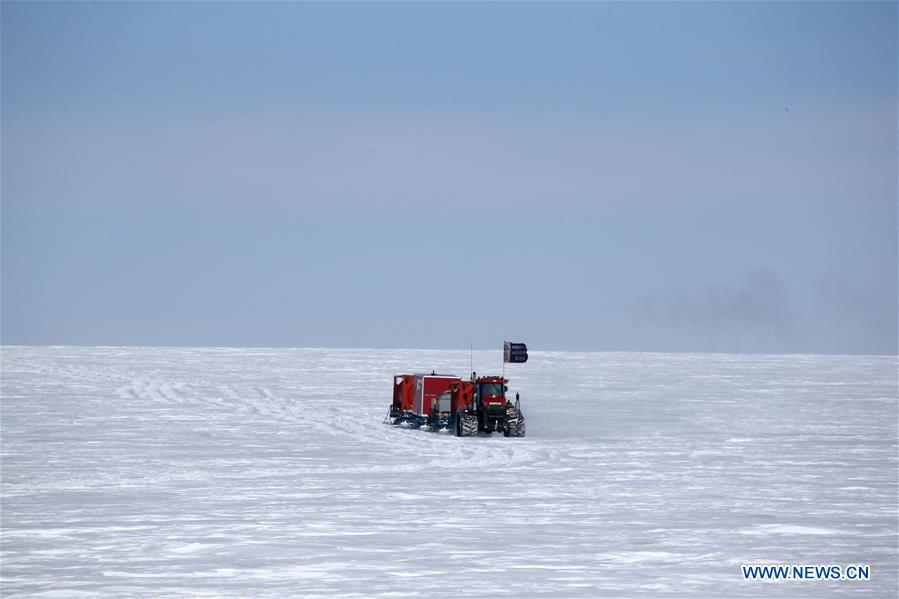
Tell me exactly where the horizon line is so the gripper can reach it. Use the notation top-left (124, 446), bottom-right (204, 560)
top-left (1, 343), bottom-right (896, 359)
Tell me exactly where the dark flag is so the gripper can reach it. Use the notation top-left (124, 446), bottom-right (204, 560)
top-left (503, 342), bottom-right (528, 364)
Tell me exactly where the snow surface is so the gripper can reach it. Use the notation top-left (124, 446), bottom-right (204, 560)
top-left (1, 346), bottom-right (896, 597)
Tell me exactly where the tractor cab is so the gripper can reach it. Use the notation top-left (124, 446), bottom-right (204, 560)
top-left (475, 376), bottom-right (508, 417)
top-left (467, 373), bottom-right (523, 435)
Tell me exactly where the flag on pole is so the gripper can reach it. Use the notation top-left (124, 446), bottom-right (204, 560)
top-left (503, 341), bottom-right (528, 363)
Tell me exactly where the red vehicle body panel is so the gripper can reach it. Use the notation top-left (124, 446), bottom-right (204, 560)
top-left (450, 381), bottom-right (474, 412)
top-left (413, 375), bottom-right (460, 416)
top-left (478, 376), bottom-right (508, 408)
top-left (393, 375), bottom-right (415, 412)
top-left (393, 374), bottom-right (460, 416)
top-left (394, 374), bottom-right (514, 415)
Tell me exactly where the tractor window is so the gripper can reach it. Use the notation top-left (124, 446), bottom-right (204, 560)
top-left (479, 382), bottom-right (504, 397)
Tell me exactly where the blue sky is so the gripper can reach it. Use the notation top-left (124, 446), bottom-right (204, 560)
top-left (2, 1), bottom-right (896, 353)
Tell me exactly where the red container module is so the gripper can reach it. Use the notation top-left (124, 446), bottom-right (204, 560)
top-left (390, 373), bottom-right (460, 426)
top-left (412, 373), bottom-right (460, 416)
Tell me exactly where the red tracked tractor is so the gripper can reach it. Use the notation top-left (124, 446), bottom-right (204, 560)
top-left (387, 371), bottom-right (526, 437)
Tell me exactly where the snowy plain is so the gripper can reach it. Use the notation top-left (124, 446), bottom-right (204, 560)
top-left (1, 346), bottom-right (896, 598)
